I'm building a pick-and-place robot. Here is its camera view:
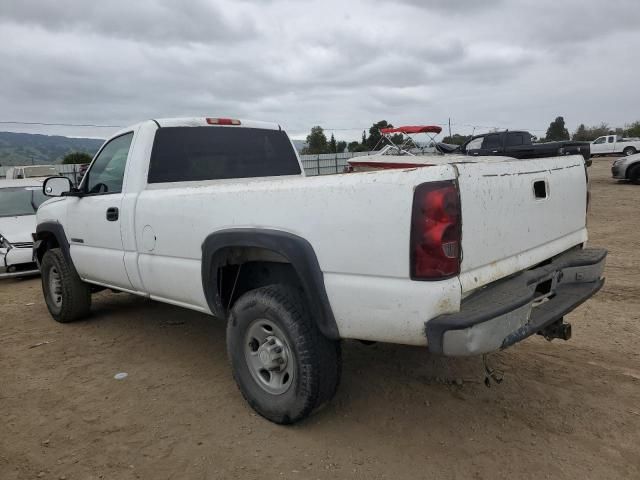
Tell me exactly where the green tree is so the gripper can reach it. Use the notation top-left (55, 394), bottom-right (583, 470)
top-left (625, 121), bottom-right (640, 138)
top-left (366, 120), bottom-right (392, 150)
top-left (572, 124), bottom-right (588, 141)
top-left (441, 134), bottom-right (469, 146)
top-left (545, 116), bottom-right (570, 141)
top-left (62, 152), bottom-right (93, 164)
top-left (302, 126), bottom-right (329, 154)
top-left (347, 141), bottom-right (360, 152)
top-left (572, 123), bottom-right (609, 141)
top-left (328, 133), bottom-right (337, 153)
top-left (336, 141), bottom-right (347, 153)
top-left (361, 130), bottom-right (367, 146)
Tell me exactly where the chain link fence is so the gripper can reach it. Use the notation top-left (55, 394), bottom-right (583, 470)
top-left (299, 151), bottom-right (375, 176)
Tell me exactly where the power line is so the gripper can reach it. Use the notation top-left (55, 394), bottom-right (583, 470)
top-left (0, 119), bottom-right (550, 134)
top-left (0, 120), bottom-right (122, 128)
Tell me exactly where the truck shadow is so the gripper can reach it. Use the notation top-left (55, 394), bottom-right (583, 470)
top-left (79, 290), bottom-right (617, 434)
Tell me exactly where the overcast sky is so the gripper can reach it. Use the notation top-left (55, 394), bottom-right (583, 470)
top-left (0, 0), bottom-right (638, 141)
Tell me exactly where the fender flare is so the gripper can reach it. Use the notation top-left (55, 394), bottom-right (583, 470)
top-left (201, 228), bottom-right (339, 340)
top-left (33, 222), bottom-right (71, 265)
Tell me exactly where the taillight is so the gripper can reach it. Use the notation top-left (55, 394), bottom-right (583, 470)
top-left (206, 118), bottom-right (241, 125)
top-left (410, 181), bottom-right (462, 280)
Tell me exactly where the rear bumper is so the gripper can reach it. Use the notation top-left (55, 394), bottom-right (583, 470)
top-left (426, 247), bottom-right (607, 356)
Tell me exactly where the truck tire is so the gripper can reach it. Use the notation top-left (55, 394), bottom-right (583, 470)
top-left (226, 284), bottom-right (341, 424)
top-left (628, 164), bottom-right (640, 185)
top-left (41, 248), bottom-right (91, 323)
top-left (623, 146), bottom-right (637, 156)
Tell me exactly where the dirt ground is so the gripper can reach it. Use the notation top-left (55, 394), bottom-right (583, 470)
top-left (1, 158), bottom-right (639, 480)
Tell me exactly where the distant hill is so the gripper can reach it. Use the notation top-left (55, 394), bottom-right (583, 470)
top-left (0, 131), bottom-right (104, 167)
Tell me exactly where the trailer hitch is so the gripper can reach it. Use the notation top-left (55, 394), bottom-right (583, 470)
top-left (537, 318), bottom-right (572, 342)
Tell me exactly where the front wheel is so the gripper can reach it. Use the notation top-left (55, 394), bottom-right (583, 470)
top-left (226, 284), bottom-right (341, 424)
top-left (628, 164), bottom-right (640, 185)
top-left (41, 248), bottom-right (91, 323)
top-left (623, 147), bottom-right (637, 156)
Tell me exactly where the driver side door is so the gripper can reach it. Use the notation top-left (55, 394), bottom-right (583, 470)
top-left (591, 136), bottom-right (607, 155)
top-left (66, 132), bottom-right (135, 289)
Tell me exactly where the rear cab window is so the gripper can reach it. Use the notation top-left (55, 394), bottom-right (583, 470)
top-left (147, 127), bottom-right (301, 183)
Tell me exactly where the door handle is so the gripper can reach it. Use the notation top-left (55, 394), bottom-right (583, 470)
top-left (106, 207), bottom-right (119, 221)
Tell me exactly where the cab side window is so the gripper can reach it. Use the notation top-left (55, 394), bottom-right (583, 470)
top-left (465, 137), bottom-right (483, 151)
top-left (506, 134), bottom-right (524, 146)
top-left (482, 134), bottom-right (502, 150)
top-left (608, 136), bottom-right (614, 143)
top-left (84, 133), bottom-right (133, 195)
top-left (593, 137), bottom-right (606, 144)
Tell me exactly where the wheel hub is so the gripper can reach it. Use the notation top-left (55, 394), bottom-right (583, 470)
top-left (257, 336), bottom-right (288, 371)
top-left (244, 319), bottom-right (295, 395)
top-left (48, 266), bottom-right (63, 307)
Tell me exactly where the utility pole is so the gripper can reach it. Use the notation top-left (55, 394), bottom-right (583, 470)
top-left (448, 118), bottom-right (452, 139)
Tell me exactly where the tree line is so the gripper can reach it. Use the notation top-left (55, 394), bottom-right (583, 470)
top-left (301, 117), bottom-right (640, 152)
top-left (302, 120), bottom-right (405, 154)
top-left (534, 116), bottom-right (640, 142)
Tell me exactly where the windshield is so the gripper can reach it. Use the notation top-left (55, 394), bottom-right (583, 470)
top-left (0, 186), bottom-right (48, 217)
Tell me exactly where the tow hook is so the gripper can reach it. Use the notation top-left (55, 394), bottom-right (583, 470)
top-left (538, 319), bottom-right (572, 342)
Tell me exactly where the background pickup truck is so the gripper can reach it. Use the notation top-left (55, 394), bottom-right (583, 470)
top-left (591, 134), bottom-right (640, 157)
top-left (459, 130), bottom-right (590, 161)
top-left (34, 117), bottom-right (606, 424)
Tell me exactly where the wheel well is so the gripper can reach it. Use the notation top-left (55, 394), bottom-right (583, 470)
top-left (34, 232), bottom-right (60, 264)
top-left (216, 247), bottom-right (304, 311)
top-left (202, 229), bottom-right (340, 340)
top-left (627, 162), bottom-right (640, 177)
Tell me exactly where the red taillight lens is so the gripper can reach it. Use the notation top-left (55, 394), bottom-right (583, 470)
top-left (410, 181), bottom-right (461, 280)
top-left (206, 118), bottom-right (241, 125)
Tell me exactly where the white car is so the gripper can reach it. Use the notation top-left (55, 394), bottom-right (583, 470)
top-left (0, 179), bottom-right (47, 278)
top-left (5, 165), bottom-right (59, 179)
top-left (611, 152), bottom-right (640, 184)
top-left (34, 117), bottom-right (606, 424)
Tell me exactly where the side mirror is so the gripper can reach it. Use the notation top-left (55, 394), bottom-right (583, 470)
top-left (43, 176), bottom-right (73, 197)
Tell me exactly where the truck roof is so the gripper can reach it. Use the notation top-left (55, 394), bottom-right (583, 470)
top-left (107, 117), bottom-right (283, 140)
top-left (154, 117), bottom-right (281, 131)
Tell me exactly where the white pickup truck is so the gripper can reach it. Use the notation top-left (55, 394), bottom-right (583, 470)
top-left (34, 117), bottom-right (606, 424)
top-left (591, 134), bottom-right (640, 157)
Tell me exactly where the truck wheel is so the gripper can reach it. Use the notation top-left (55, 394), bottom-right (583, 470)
top-left (623, 147), bottom-right (637, 156)
top-left (41, 248), bottom-right (91, 323)
top-left (226, 284), bottom-right (341, 424)
top-left (628, 164), bottom-right (640, 185)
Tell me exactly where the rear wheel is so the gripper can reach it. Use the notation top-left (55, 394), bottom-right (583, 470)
top-left (628, 164), bottom-right (640, 185)
top-left (623, 146), bottom-right (637, 156)
top-left (226, 284), bottom-right (341, 424)
top-left (41, 248), bottom-right (91, 323)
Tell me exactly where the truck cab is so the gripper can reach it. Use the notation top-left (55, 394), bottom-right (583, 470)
top-left (591, 135), bottom-right (618, 155)
top-left (461, 131), bottom-right (590, 161)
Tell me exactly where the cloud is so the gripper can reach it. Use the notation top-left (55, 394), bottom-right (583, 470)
top-left (0, 0), bottom-right (638, 141)
top-left (0, 0), bottom-right (255, 44)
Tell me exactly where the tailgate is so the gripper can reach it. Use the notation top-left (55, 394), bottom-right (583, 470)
top-left (455, 156), bottom-right (588, 293)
